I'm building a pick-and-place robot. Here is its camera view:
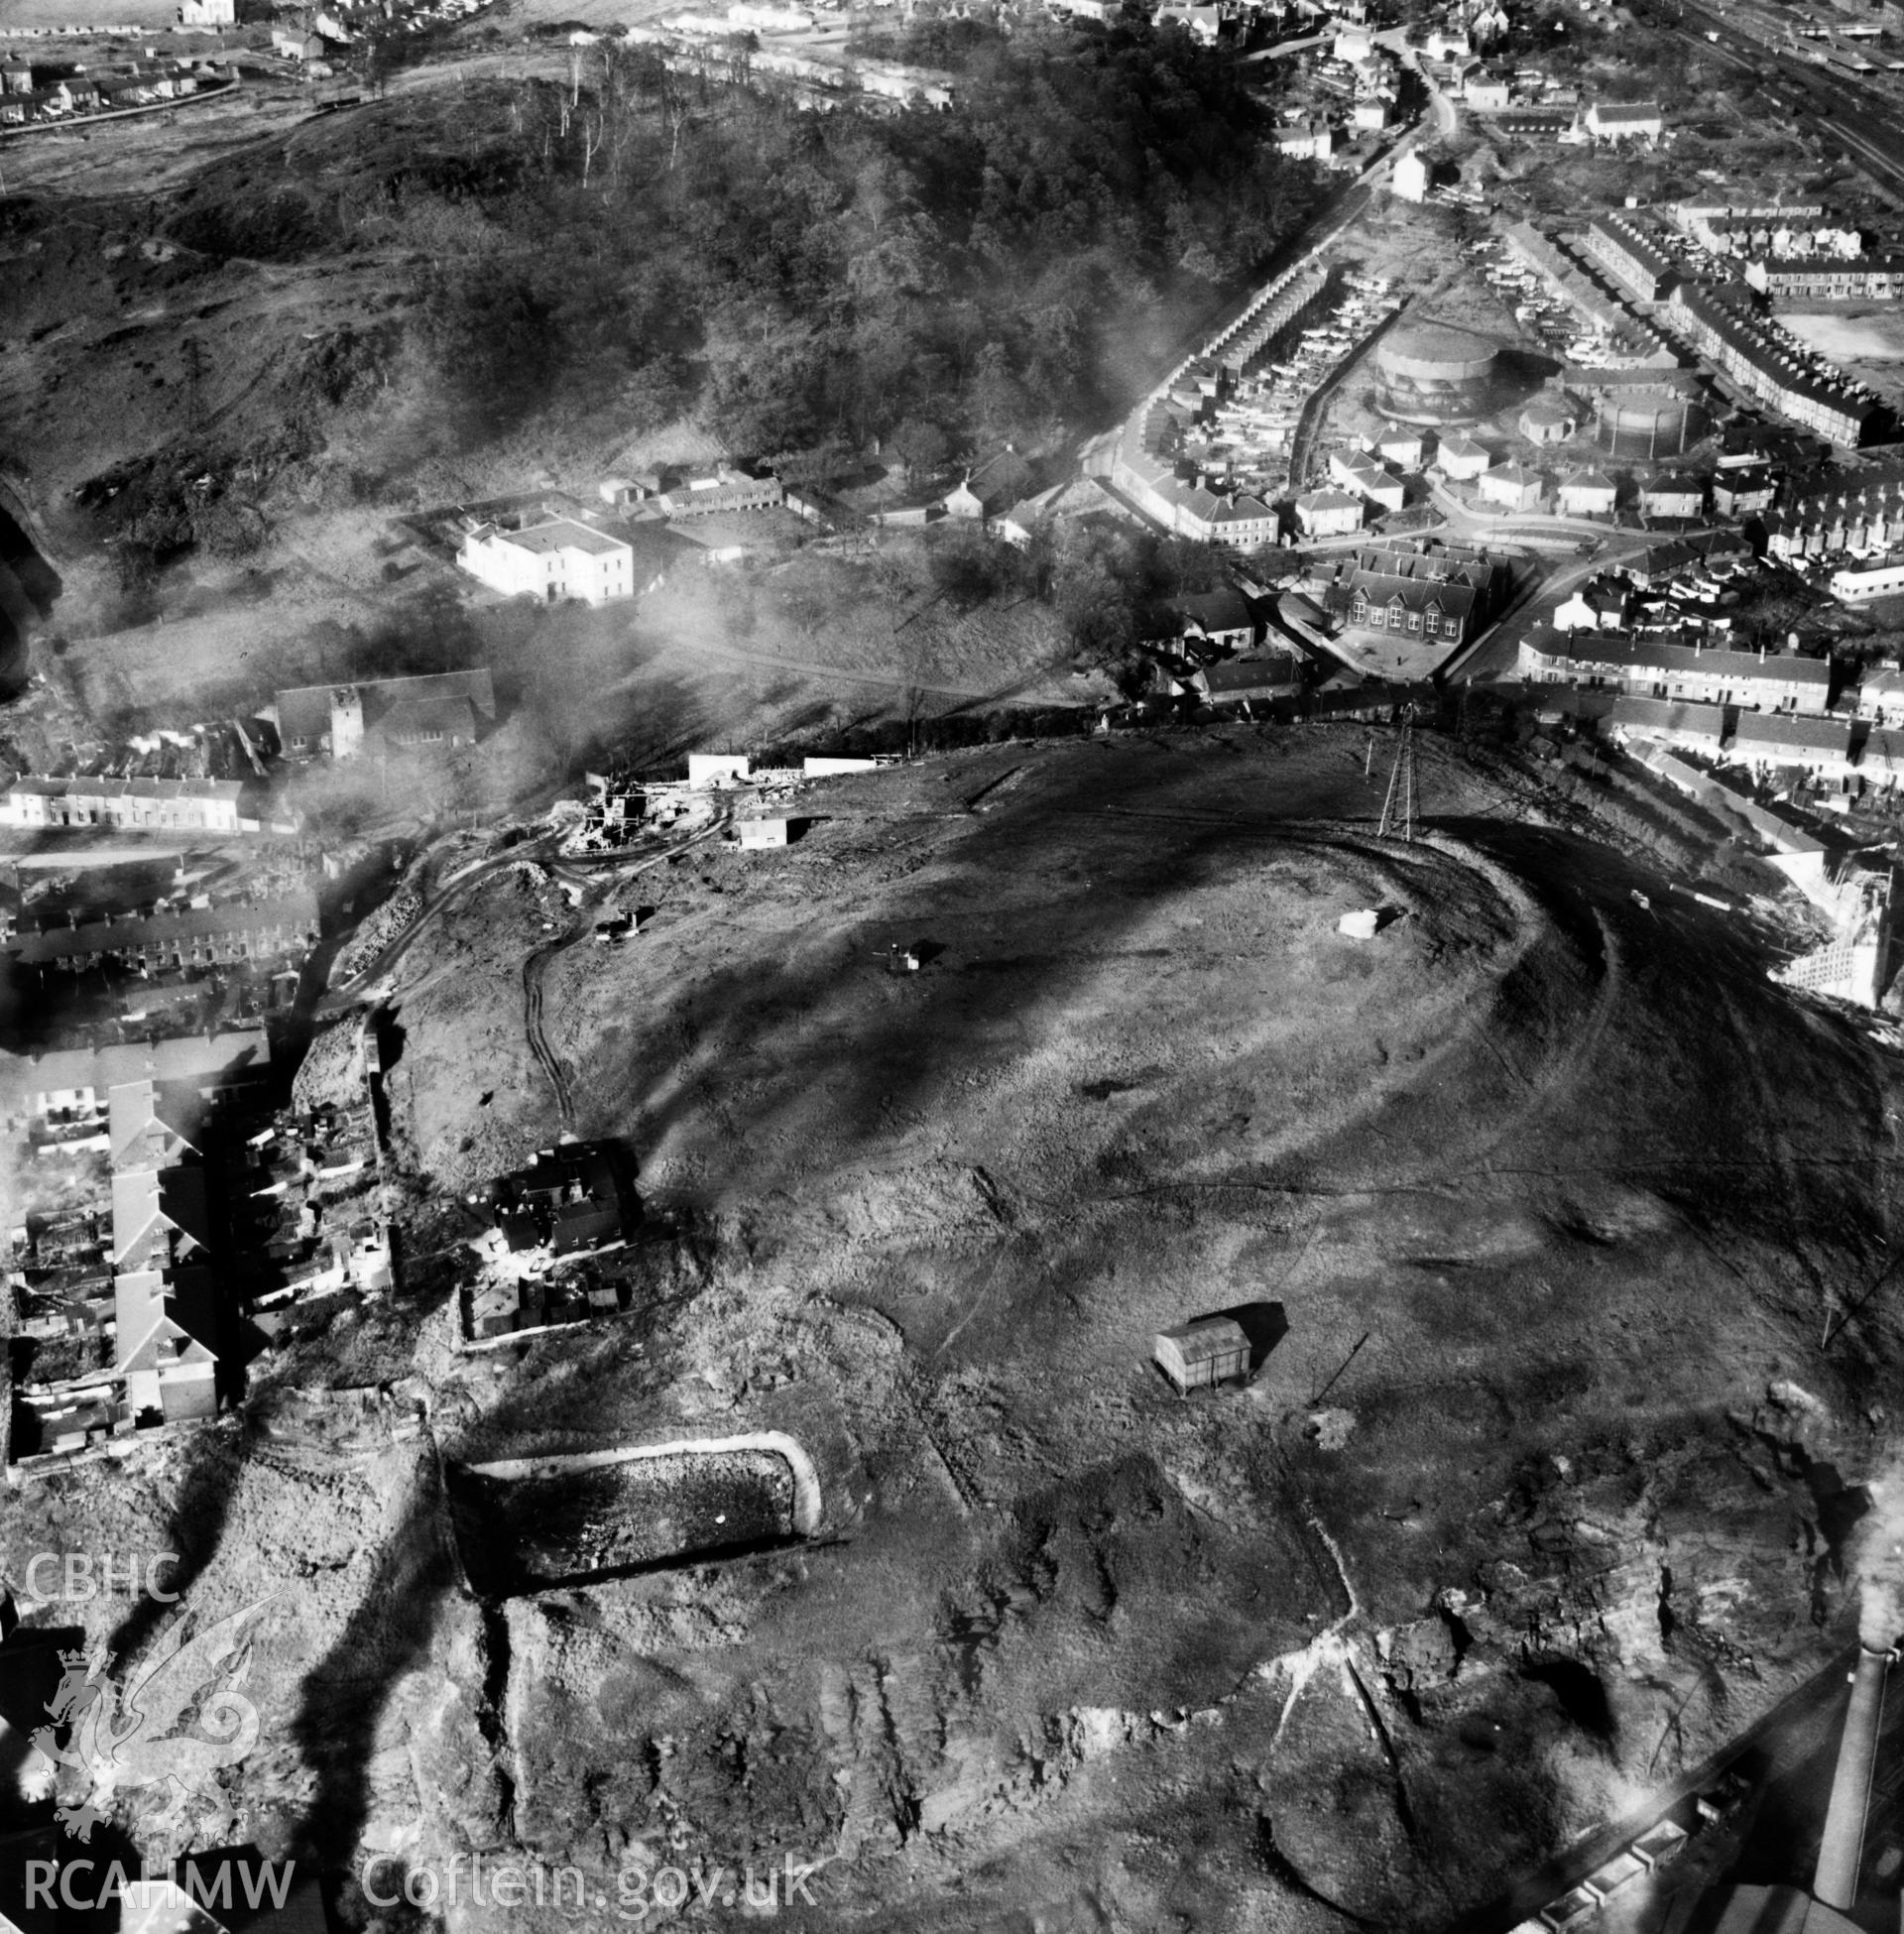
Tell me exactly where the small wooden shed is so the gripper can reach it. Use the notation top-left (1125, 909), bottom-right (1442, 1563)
top-left (1154, 1317), bottom-right (1251, 1392)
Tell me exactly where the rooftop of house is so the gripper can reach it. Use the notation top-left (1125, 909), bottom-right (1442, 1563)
top-left (1528, 631), bottom-right (1833, 683)
top-left (481, 516), bottom-right (630, 557)
top-left (1730, 710), bottom-right (1854, 750)
top-left (274, 667), bottom-right (497, 747)
top-left (1608, 694), bottom-right (1726, 734)
top-left (2, 775), bottom-right (247, 803)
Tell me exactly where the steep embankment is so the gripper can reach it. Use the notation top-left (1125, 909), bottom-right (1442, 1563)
top-left (5, 730), bottom-right (1897, 1933)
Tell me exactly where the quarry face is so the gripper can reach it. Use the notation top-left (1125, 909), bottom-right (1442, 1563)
top-left (8, 734), bottom-right (1902, 1934)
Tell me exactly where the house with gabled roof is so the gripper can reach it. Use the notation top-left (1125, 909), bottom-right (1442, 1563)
top-left (109, 1080), bottom-right (205, 1173)
top-left (1558, 469), bottom-right (1619, 518)
top-left (111, 1163), bottom-right (213, 1275)
top-left (1295, 489), bottom-right (1365, 538)
top-left (115, 1266), bottom-right (219, 1423)
top-left (1479, 460), bottom-right (1543, 512)
top-left (944, 447), bottom-right (1036, 522)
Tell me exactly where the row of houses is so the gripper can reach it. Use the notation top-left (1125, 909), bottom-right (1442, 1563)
top-left (0, 60), bottom-right (217, 121)
top-left (1598, 692), bottom-right (1904, 786)
top-left (2, 889), bottom-right (318, 978)
top-left (0, 774), bottom-right (265, 834)
top-left (1665, 284), bottom-right (1877, 448)
top-left (1520, 628), bottom-right (1836, 713)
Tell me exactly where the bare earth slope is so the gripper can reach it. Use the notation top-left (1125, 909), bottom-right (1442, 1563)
top-left (7, 729), bottom-right (1899, 1932)
top-left (344, 731), bottom-right (1901, 1930)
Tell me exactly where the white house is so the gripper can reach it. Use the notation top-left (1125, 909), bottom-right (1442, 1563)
top-left (1479, 460), bottom-right (1543, 512)
top-left (458, 517), bottom-right (636, 605)
top-left (1832, 560), bottom-right (1904, 603)
top-left (1277, 121), bottom-right (1340, 162)
top-left (1558, 469), bottom-right (1619, 518)
top-left (1391, 151), bottom-right (1431, 202)
top-left (1585, 100), bottom-right (1664, 143)
top-left (1331, 450), bottom-right (1407, 514)
top-left (1295, 489), bottom-right (1366, 538)
top-left (177, 0), bottom-right (233, 24)
top-left (1437, 434), bottom-right (1494, 481)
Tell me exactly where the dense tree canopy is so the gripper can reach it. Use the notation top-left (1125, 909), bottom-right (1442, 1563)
top-left (410, 18), bottom-right (1309, 455)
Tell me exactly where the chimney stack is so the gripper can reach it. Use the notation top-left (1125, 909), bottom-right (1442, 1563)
top-left (1816, 1643), bottom-right (1892, 1911)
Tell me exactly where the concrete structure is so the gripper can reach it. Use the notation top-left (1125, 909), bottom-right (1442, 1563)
top-left (738, 816), bottom-right (790, 849)
top-left (1816, 1645), bottom-right (1890, 1909)
top-left (1595, 387), bottom-right (1702, 459)
top-left (458, 516), bottom-right (636, 604)
top-left (1518, 395), bottom-right (1578, 444)
top-left (1375, 321), bottom-right (1501, 424)
top-left (1154, 1317), bottom-right (1250, 1391)
top-left (1831, 560), bottom-right (1904, 602)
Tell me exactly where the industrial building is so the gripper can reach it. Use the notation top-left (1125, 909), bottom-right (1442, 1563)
top-left (1374, 321), bottom-right (1503, 424)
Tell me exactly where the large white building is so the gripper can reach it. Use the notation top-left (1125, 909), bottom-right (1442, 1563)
top-left (458, 517), bottom-right (637, 605)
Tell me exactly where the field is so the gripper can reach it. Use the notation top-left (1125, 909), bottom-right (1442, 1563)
top-left (9, 727), bottom-right (1888, 1930)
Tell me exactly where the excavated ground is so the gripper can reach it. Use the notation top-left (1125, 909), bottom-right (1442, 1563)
top-left (7, 726), bottom-right (1903, 1934)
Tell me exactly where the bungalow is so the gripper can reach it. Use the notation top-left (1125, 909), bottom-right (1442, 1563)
top-left (1437, 434), bottom-right (1494, 481)
top-left (1479, 460), bottom-right (1543, 512)
top-left (1294, 488), bottom-right (1366, 538)
top-left (1557, 469), bottom-right (1619, 518)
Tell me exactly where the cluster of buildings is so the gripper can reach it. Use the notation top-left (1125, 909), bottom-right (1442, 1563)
top-left (0, 772), bottom-right (265, 834)
top-left (3, 1028), bottom-right (271, 1458)
top-left (0, 51), bottom-right (228, 125)
top-left (620, 18), bottom-right (955, 112)
top-left (463, 1141), bottom-right (634, 1341)
top-left (268, 668), bottom-right (498, 761)
top-left (6, 1021), bottom-right (398, 1461)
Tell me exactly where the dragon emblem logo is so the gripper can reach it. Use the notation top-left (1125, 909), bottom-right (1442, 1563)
top-left (28, 1597), bottom-right (275, 1845)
